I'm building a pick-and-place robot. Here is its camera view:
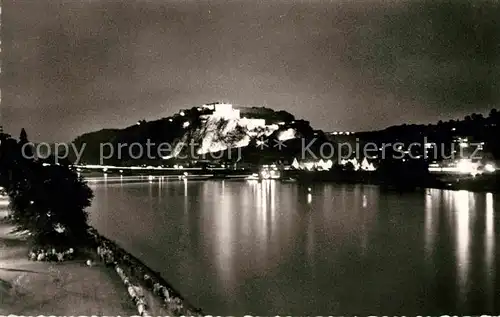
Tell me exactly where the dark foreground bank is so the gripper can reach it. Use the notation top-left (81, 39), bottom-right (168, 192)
top-left (0, 211), bottom-right (202, 316)
top-left (0, 215), bottom-right (137, 315)
top-left (87, 227), bottom-right (204, 316)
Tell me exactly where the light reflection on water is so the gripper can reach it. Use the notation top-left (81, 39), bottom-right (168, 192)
top-left (485, 192), bottom-right (495, 311)
top-left (424, 189), bottom-right (435, 259)
top-left (453, 190), bottom-right (471, 302)
top-left (88, 178), bottom-right (500, 315)
top-left (213, 181), bottom-right (234, 289)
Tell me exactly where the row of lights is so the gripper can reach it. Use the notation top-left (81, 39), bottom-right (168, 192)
top-left (330, 131), bottom-right (355, 135)
top-left (428, 159), bottom-right (496, 176)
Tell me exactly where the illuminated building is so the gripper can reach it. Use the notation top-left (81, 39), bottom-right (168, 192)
top-left (259, 165), bottom-right (281, 180)
top-left (246, 165), bottom-right (281, 180)
top-left (428, 159), bottom-right (496, 176)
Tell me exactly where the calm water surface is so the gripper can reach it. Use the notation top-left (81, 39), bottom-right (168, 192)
top-left (87, 176), bottom-right (500, 314)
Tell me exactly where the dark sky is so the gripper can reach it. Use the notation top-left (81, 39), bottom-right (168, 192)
top-left (2, 0), bottom-right (499, 142)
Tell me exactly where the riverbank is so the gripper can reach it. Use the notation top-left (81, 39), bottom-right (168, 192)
top-left (82, 168), bottom-right (500, 195)
top-left (0, 212), bottom-right (194, 315)
top-left (88, 227), bottom-right (204, 316)
top-left (0, 216), bottom-right (136, 315)
top-left (286, 170), bottom-right (500, 194)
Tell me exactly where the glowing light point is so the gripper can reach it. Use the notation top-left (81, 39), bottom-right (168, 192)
top-left (485, 163), bottom-right (496, 173)
top-left (457, 159), bottom-right (475, 174)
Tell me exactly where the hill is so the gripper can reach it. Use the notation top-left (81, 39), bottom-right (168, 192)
top-left (336, 109), bottom-right (500, 162)
top-left (68, 102), bottom-right (333, 165)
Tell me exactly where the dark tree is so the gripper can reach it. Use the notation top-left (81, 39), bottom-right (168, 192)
top-left (18, 128), bottom-right (34, 160)
top-left (20, 128), bottom-right (28, 143)
top-left (1, 132), bottom-right (94, 251)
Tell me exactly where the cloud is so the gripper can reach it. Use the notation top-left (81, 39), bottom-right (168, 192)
top-left (344, 0), bottom-right (500, 113)
top-left (3, 0), bottom-right (499, 142)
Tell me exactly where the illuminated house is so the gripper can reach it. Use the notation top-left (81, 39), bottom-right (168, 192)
top-left (428, 158), bottom-right (496, 175)
top-left (259, 164), bottom-right (281, 179)
top-left (212, 103), bottom-right (240, 119)
top-left (200, 102), bottom-right (268, 128)
top-left (360, 157), bottom-right (376, 171)
top-left (450, 135), bottom-right (485, 159)
top-left (240, 117), bottom-right (266, 130)
top-left (290, 157), bottom-right (335, 171)
top-left (277, 128), bottom-right (297, 141)
top-left (338, 157), bottom-right (376, 171)
top-left (426, 134), bottom-right (494, 175)
top-left (202, 101), bottom-right (220, 110)
top-left (340, 158), bottom-right (360, 170)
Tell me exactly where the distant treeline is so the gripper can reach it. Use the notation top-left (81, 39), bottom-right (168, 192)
top-left (356, 109), bottom-right (500, 160)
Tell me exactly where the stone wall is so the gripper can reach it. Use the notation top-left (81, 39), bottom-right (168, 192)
top-left (88, 227), bottom-right (204, 316)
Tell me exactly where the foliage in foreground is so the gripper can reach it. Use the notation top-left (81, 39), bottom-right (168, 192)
top-left (0, 130), bottom-right (94, 249)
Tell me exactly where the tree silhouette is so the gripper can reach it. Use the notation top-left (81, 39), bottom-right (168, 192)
top-left (20, 128), bottom-right (27, 143)
top-left (18, 128), bottom-right (34, 160)
top-left (1, 132), bottom-right (94, 251)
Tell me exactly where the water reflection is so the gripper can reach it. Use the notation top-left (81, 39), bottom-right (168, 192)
top-left (158, 177), bottom-right (162, 202)
top-left (241, 183), bottom-right (251, 238)
top-left (210, 181), bottom-right (235, 289)
top-left (453, 190), bottom-right (471, 301)
top-left (103, 174), bottom-right (108, 202)
top-left (424, 189), bottom-right (439, 260)
top-left (148, 179), bottom-right (153, 201)
top-left (270, 181), bottom-right (277, 237)
top-left (184, 179), bottom-right (188, 214)
top-left (485, 193), bottom-right (495, 311)
top-left (306, 213), bottom-right (315, 268)
top-left (87, 180), bottom-right (499, 314)
top-left (258, 181), bottom-right (269, 258)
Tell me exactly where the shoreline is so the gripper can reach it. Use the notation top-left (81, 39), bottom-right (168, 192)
top-left (10, 169), bottom-right (490, 315)
top-left (0, 217), bottom-right (136, 315)
top-left (285, 171), bottom-right (500, 194)
top-left (88, 227), bottom-right (204, 316)
top-left (89, 171), bottom-right (500, 194)
top-left (0, 213), bottom-right (202, 316)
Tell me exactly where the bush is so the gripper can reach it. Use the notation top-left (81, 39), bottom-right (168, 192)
top-left (1, 130), bottom-right (94, 249)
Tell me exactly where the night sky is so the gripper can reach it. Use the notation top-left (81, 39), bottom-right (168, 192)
top-left (2, 0), bottom-right (499, 142)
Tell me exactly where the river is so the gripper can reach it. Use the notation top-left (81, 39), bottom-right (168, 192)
top-left (87, 176), bottom-right (499, 314)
